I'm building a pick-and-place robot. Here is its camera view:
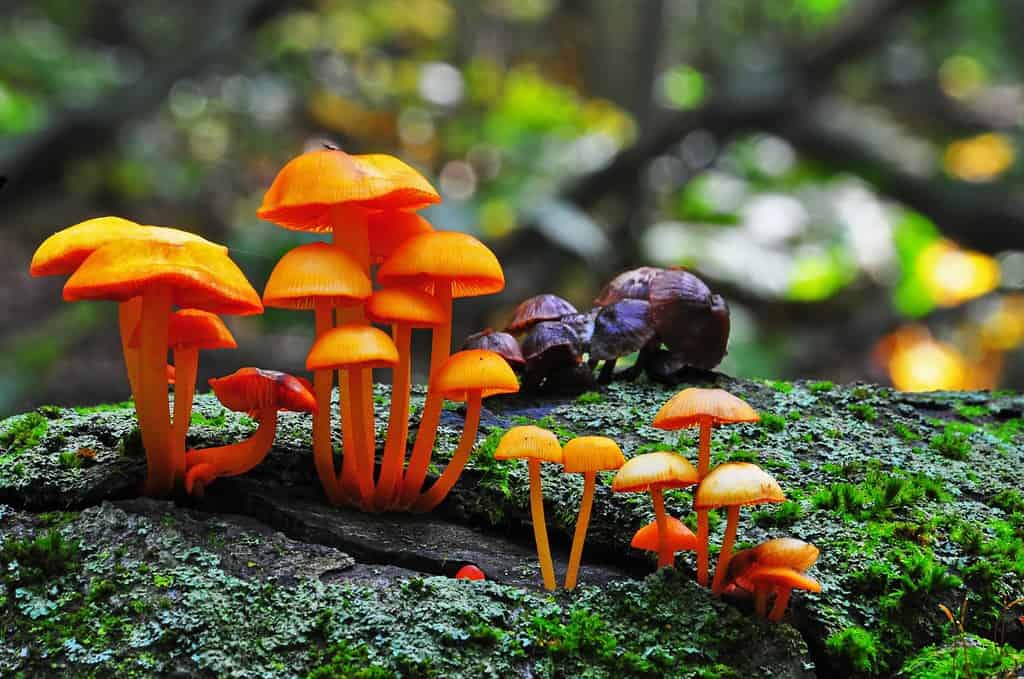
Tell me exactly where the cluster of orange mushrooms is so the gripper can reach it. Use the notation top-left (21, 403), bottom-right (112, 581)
top-left (502, 386), bottom-right (820, 622)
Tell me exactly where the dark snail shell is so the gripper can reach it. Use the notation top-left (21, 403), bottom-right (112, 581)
top-left (506, 294), bottom-right (579, 334)
top-left (560, 310), bottom-right (597, 350)
top-left (521, 320), bottom-right (582, 365)
top-left (589, 299), bottom-right (656, 361)
top-left (649, 267), bottom-right (729, 370)
top-left (594, 266), bottom-right (665, 306)
top-left (544, 363), bottom-right (597, 393)
top-left (462, 329), bottom-right (525, 367)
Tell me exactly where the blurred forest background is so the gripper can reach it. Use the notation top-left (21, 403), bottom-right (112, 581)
top-left (3, 0), bottom-right (1024, 414)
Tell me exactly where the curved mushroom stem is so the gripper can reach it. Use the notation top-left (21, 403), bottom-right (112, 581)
top-left (697, 415), bottom-right (712, 477)
top-left (138, 287), bottom-right (173, 496)
top-left (347, 367), bottom-right (376, 505)
top-left (337, 370), bottom-right (360, 499)
top-left (184, 407), bottom-right (278, 494)
top-left (650, 487), bottom-right (673, 569)
top-left (412, 392), bottom-right (483, 512)
top-left (768, 587), bottom-right (792, 622)
top-left (564, 471), bottom-right (597, 589)
top-left (529, 458), bottom-right (557, 591)
top-left (170, 346), bottom-right (198, 486)
top-left (696, 509), bottom-right (710, 586)
top-left (117, 298), bottom-right (143, 403)
top-left (376, 324), bottom-right (412, 509)
top-left (755, 586), bottom-right (770, 618)
top-left (312, 302), bottom-right (343, 504)
top-left (712, 505), bottom-right (741, 595)
top-left (400, 285), bottom-right (453, 506)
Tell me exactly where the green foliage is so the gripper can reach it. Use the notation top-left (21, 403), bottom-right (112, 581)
top-left (0, 412), bottom-right (48, 461)
top-left (190, 409), bottom-right (227, 427)
top-left (847, 403), bottom-right (878, 423)
top-left (808, 380), bottom-right (834, 393)
top-left (812, 469), bottom-right (949, 521)
top-left (308, 640), bottom-right (391, 679)
top-left (899, 635), bottom-right (1024, 679)
top-left (826, 627), bottom-right (881, 674)
top-left (575, 391), bottom-right (604, 405)
top-left (759, 413), bottom-right (786, 432)
top-left (929, 424), bottom-right (972, 460)
top-left (752, 500), bottom-right (804, 528)
top-left (765, 380), bottom-right (794, 393)
top-left (953, 402), bottom-right (989, 419)
top-left (893, 423), bottom-right (921, 441)
top-left (1, 529), bottom-right (81, 588)
top-left (990, 489), bottom-right (1024, 515)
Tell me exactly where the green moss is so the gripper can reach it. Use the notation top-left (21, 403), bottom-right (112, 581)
top-left (765, 380), bottom-right (793, 393)
top-left (929, 425), bottom-right (971, 460)
top-left (808, 380), bottom-right (834, 393)
top-left (575, 391), bottom-right (604, 405)
top-left (190, 409), bottom-right (227, 427)
top-left (953, 402), bottom-right (989, 419)
top-left (752, 500), bottom-right (804, 528)
top-left (1, 529), bottom-right (81, 588)
top-left (990, 489), bottom-right (1024, 515)
top-left (826, 627), bottom-right (881, 674)
top-left (0, 412), bottom-right (48, 462)
top-left (308, 639), bottom-right (392, 679)
top-left (899, 635), bottom-right (1024, 678)
top-left (812, 469), bottom-right (949, 521)
top-left (893, 423), bottom-right (921, 441)
top-left (759, 413), bottom-right (786, 432)
top-left (847, 403), bottom-right (878, 422)
top-left (73, 401), bottom-right (134, 415)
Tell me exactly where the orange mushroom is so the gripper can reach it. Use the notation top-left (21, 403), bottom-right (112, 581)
top-left (455, 564), bottom-right (485, 581)
top-left (727, 538), bottom-right (819, 617)
top-left (262, 242), bottom-right (372, 503)
top-left (653, 387), bottom-right (759, 585)
top-left (63, 239), bottom-right (261, 495)
top-left (368, 211), bottom-right (434, 265)
top-left (365, 287), bottom-right (449, 509)
top-left (412, 350), bottom-right (519, 512)
top-left (561, 436), bottom-right (625, 589)
top-left (377, 231), bottom-right (504, 505)
top-left (306, 324), bottom-right (399, 506)
top-left (693, 462), bottom-right (785, 595)
top-left (185, 368), bottom-right (316, 494)
top-left (612, 452), bottom-right (700, 569)
top-left (744, 566), bottom-right (821, 622)
top-left (630, 516), bottom-right (698, 559)
top-left (494, 426), bottom-right (564, 590)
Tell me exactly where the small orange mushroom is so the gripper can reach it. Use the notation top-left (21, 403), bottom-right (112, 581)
top-left (745, 566), bottom-right (821, 622)
top-left (630, 516), bottom-right (698, 557)
top-left (455, 564), bottom-right (485, 581)
top-left (561, 436), bottom-right (625, 589)
top-left (727, 538), bottom-right (819, 617)
top-left (185, 368), bottom-right (316, 494)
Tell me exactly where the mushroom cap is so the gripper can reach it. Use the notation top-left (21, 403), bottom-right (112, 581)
top-left (306, 324), bottom-right (399, 371)
top-left (693, 462), bottom-right (785, 510)
top-left (506, 294), bottom-right (578, 334)
top-left (130, 309), bottom-right (237, 350)
top-left (493, 425), bottom-right (563, 463)
top-left (433, 349), bottom-right (520, 401)
top-left (454, 564), bottom-right (485, 580)
top-left (589, 299), bottom-right (656, 361)
top-left (594, 266), bottom-right (664, 306)
top-left (561, 436), bottom-right (625, 473)
top-left (745, 566), bottom-right (821, 593)
top-left (753, 538), bottom-right (820, 572)
top-left (368, 210), bottom-right (434, 264)
top-left (611, 452), bottom-right (699, 493)
top-left (63, 240), bottom-right (262, 316)
top-left (365, 286), bottom-right (448, 328)
top-left (209, 367), bottom-right (317, 414)
top-left (376, 231), bottom-right (504, 298)
top-left (652, 387), bottom-right (759, 430)
top-left (262, 242), bottom-right (371, 310)
top-left (257, 149), bottom-right (440, 231)
top-left (31, 217), bottom-right (226, 277)
top-left (630, 516), bottom-right (697, 553)
top-left (461, 329), bottom-right (525, 366)
top-left (521, 321), bottom-right (582, 364)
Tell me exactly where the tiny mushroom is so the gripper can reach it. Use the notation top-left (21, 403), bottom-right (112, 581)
top-left (652, 387), bottom-right (760, 586)
top-left (455, 564), bottom-right (485, 581)
top-left (184, 368), bottom-right (316, 495)
top-left (745, 567), bottom-right (821, 622)
top-left (494, 426), bottom-right (564, 590)
top-left (462, 329), bottom-right (525, 371)
top-left (612, 452), bottom-right (700, 569)
top-left (589, 299), bottom-right (656, 383)
top-left (561, 436), bottom-right (625, 589)
top-left (693, 462), bottom-right (785, 595)
top-left (727, 538), bottom-right (819, 617)
top-left (630, 516), bottom-right (698, 560)
top-left (506, 294), bottom-right (579, 335)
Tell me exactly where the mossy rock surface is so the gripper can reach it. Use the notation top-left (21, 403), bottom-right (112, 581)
top-left (1, 375), bottom-right (1022, 678)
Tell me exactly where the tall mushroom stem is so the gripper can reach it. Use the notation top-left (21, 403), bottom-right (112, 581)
top-left (347, 367), bottom-right (376, 505)
top-left (768, 587), bottom-right (792, 622)
top-left (712, 505), bottom-right (741, 595)
top-left (650, 487), bottom-right (673, 568)
top-left (137, 287), bottom-right (173, 496)
top-left (312, 302), bottom-right (342, 503)
top-left (697, 416), bottom-right (712, 476)
top-left (118, 298), bottom-right (143, 403)
top-left (170, 346), bottom-right (198, 486)
top-left (696, 509), bottom-right (710, 585)
top-left (564, 471), bottom-right (597, 589)
top-left (529, 458), bottom-right (557, 591)
top-left (184, 407), bottom-right (277, 494)
top-left (400, 285), bottom-right (453, 505)
top-left (411, 392), bottom-right (483, 512)
top-left (376, 324), bottom-right (412, 508)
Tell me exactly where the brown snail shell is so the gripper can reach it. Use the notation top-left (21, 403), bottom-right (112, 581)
top-left (594, 266), bottom-right (665, 306)
top-left (506, 294), bottom-right (578, 334)
top-left (649, 269), bottom-right (728, 369)
top-left (462, 329), bottom-right (525, 367)
top-left (589, 299), bottom-right (656, 361)
top-left (560, 310), bottom-right (597, 350)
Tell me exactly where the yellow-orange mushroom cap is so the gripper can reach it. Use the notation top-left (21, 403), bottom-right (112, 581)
top-left (693, 462), bottom-right (785, 509)
top-left (433, 350), bottom-right (519, 402)
top-left (366, 287), bottom-right (449, 328)
top-left (631, 517), bottom-right (697, 553)
top-left (31, 217), bottom-right (226, 277)
top-left (611, 452), bottom-right (699, 493)
top-left (262, 242), bottom-right (371, 309)
top-left (377, 231), bottom-right (505, 298)
top-left (257, 149), bottom-right (440, 231)
top-left (494, 425), bottom-right (563, 463)
top-left (63, 240), bottom-right (263, 316)
top-left (210, 367), bottom-right (317, 414)
top-left (129, 309), bottom-right (237, 350)
top-left (562, 436), bottom-right (625, 474)
top-left (753, 538), bottom-right (819, 572)
top-left (745, 566), bottom-right (821, 593)
top-left (653, 388), bottom-right (759, 430)
top-left (306, 324), bottom-right (399, 371)
top-left (368, 211), bottom-right (434, 264)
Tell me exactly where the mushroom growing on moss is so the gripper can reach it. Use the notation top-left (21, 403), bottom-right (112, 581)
top-left (745, 566), bottom-right (821, 622)
top-left (455, 564), bottom-right (485, 581)
top-left (728, 538), bottom-right (819, 618)
top-left (630, 516), bottom-right (697, 567)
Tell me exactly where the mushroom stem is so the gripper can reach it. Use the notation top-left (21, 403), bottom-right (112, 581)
top-left (768, 587), bottom-right (792, 622)
top-left (137, 286), bottom-right (173, 496)
top-left (698, 416), bottom-right (712, 477)
top-left (712, 505), bottom-right (741, 595)
top-left (528, 458), bottom-right (557, 591)
top-left (696, 509), bottom-right (710, 585)
top-left (650, 487), bottom-right (673, 568)
top-left (564, 471), bottom-right (597, 589)
top-left (170, 346), bottom-right (198, 486)
top-left (346, 367), bottom-right (376, 505)
top-left (184, 407), bottom-right (278, 494)
top-left (117, 298), bottom-right (143, 403)
top-left (411, 392), bottom-right (483, 512)
top-left (755, 586), bottom-right (770, 618)
top-left (399, 285), bottom-right (453, 505)
top-left (376, 324), bottom-right (412, 508)
top-left (312, 302), bottom-right (342, 504)
top-left (337, 369), bottom-right (360, 499)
